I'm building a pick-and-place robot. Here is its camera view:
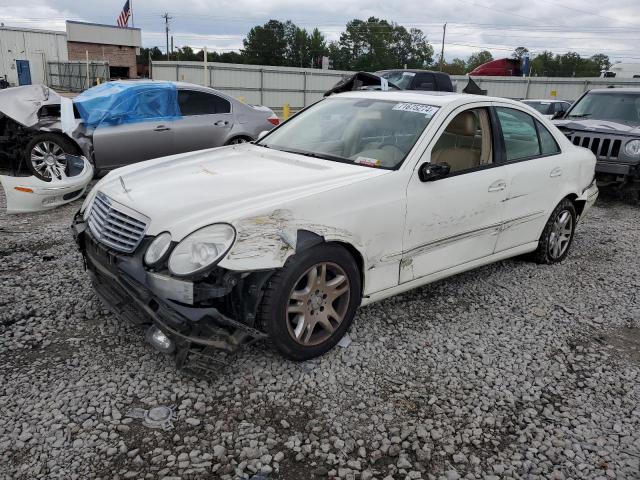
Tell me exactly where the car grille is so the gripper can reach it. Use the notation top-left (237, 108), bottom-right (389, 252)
top-left (87, 191), bottom-right (149, 253)
top-left (564, 132), bottom-right (622, 161)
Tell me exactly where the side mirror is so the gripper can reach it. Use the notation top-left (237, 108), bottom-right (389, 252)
top-left (552, 111), bottom-right (565, 120)
top-left (419, 162), bottom-right (450, 182)
top-left (257, 130), bottom-right (269, 141)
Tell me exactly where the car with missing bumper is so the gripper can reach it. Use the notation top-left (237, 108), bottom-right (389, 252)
top-left (554, 88), bottom-right (640, 201)
top-left (72, 90), bottom-right (598, 372)
top-left (0, 81), bottom-right (278, 182)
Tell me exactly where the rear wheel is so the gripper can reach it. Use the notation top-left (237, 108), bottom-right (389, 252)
top-left (25, 134), bottom-right (78, 181)
top-left (225, 136), bottom-right (252, 145)
top-left (532, 198), bottom-right (576, 264)
top-left (258, 243), bottom-right (361, 360)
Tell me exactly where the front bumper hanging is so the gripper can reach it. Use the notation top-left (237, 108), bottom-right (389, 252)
top-left (72, 213), bottom-right (268, 374)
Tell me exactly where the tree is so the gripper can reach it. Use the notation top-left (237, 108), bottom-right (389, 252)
top-left (590, 53), bottom-right (611, 71)
top-left (466, 50), bottom-right (493, 72)
top-left (328, 17), bottom-right (433, 71)
top-left (308, 28), bottom-right (328, 68)
top-left (441, 58), bottom-right (467, 75)
top-left (242, 20), bottom-right (288, 66)
top-left (137, 47), bottom-right (163, 65)
top-left (512, 47), bottom-right (529, 60)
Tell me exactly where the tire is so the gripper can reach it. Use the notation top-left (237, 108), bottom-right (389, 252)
top-left (258, 243), bottom-right (362, 361)
top-left (25, 134), bottom-right (78, 181)
top-left (225, 136), bottom-right (252, 145)
top-left (532, 198), bottom-right (577, 264)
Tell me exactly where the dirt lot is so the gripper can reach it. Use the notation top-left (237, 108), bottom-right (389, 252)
top-left (0, 187), bottom-right (639, 480)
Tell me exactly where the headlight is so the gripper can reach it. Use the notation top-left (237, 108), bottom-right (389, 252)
top-left (625, 139), bottom-right (640, 157)
top-left (168, 224), bottom-right (235, 276)
top-left (144, 232), bottom-right (172, 266)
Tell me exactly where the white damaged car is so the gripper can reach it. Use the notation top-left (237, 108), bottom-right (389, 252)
top-left (73, 91), bottom-right (598, 371)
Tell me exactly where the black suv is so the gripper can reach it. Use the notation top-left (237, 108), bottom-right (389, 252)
top-left (554, 88), bottom-right (640, 200)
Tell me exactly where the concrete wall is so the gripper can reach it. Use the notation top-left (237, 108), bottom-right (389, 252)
top-left (152, 61), bottom-right (640, 109)
top-left (68, 42), bottom-right (136, 78)
top-left (66, 21), bottom-right (142, 48)
top-left (0, 26), bottom-right (68, 86)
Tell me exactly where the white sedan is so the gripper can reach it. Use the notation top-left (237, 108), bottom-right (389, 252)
top-left (73, 91), bottom-right (598, 368)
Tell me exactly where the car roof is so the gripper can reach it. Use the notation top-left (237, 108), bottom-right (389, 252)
top-left (332, 90), bottom-right (517, 107)
top-left (588, 87), bottom-right (640, 94)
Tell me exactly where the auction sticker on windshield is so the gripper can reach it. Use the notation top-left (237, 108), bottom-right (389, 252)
top-left (393, 103), bottom-right (439, 117)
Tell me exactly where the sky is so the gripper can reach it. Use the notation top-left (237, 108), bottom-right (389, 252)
top-left (2, 0), bottom-right (640, 63)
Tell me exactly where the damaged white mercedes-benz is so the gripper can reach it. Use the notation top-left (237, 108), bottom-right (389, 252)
top-left (72, 90), bottom-right (598, 372)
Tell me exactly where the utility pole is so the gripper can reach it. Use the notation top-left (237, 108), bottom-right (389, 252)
top-left (162, 13), bottom-right (172, 60)
top-left (439, 22), bottom-right (447, 72)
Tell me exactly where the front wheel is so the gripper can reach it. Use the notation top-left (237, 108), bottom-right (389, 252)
top-left (258, 244), bottom-right (362, 360)
top-left (25, 134), bottom-right (77, 181)
top-left (532, 198), bottom-right (577, 264)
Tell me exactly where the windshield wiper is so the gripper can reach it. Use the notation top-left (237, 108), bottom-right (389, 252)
top-left (567, 113), bottom-right (592, 118)
top-left (269, 146), bottom-right (355, 165)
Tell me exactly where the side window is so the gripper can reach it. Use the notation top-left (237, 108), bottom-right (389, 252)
top-left (536, 120), bottom-right (561, 155)
top-left (415, 73), bottom-right (435, 91)
top-left (431, 108), bottom-right (493, 174)
top-left (496, 107), bottom-right (540, 161)
top-left (178, 90), bottom-right (231, 116)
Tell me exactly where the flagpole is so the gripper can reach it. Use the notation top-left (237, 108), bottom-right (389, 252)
top-left (130, 0), bottom-right (134, 28)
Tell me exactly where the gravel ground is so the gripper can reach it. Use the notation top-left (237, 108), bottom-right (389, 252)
top-left (1, 186), bottom-right (639, 480)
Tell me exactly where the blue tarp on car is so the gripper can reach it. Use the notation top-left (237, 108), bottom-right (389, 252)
top-left (73, 81), bottom-right (181, 128)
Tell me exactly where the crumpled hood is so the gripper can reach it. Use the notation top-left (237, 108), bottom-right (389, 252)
top-left (0, 84), bottom-right (60, 127)
top-left (554, 118), bottom-right (640, 136)
top-left (91, 144), bottom-right (388, 239)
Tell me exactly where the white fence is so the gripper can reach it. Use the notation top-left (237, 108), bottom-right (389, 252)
top-left (152, 61), bottom-right (351, 109)
top-left (152, 60), bottom-right (640, 109)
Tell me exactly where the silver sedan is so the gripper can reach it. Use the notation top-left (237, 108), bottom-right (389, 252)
top-left (1, 81), bottom-right (280, 180)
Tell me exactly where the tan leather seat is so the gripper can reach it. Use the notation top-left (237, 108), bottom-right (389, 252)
top-left (432, 111), bottom-right (481, 172)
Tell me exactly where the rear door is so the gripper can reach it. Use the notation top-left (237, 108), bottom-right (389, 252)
top-left (493, 106), bottom-right (564, 252)
top-left (171, 89), bottom-right (233, 153)
top-left (92, 88), bottom-right (175, 169)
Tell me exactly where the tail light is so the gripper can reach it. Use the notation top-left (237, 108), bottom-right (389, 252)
top-left (267, 115), bottom-right (280, 126)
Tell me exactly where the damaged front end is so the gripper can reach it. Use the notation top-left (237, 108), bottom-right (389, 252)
top-left (72, 212), bottom-right (273, 375)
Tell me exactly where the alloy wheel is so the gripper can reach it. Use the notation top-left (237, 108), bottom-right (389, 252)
top-left (548, 209), bottom-right (573, 259)
top-left (286, 262), bottom-right (351, 346)
top-left (30, 141), bottom-right (67, 180)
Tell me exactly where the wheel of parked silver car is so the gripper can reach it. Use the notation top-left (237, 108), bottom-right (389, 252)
top-left (532, 198), bottom-right (577, 264)
top-left (25, 134), bottom-right (77, 181)
top-left (258, 243), bottom-right (361, 360)
top-left (225, 137), bottom-right (251, 145)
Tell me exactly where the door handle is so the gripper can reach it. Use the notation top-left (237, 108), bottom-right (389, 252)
top-left (488, 181), bottom-right (507, 192)
top-left (154, 125), bottom-right (171, 132)
top-left (550, 167), bottom-right (563, 178)
top-left (214, 120), bottom-right (229, 126)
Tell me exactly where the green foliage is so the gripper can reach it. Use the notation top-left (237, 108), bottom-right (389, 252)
top-left (512, 47), bottom-right (529, 60)
top-left (466, 50), bottom-right (494, 72)
top-left (137, 47), bottom-right (164, 64)
top-left (530, 51), bottom-right (610, 77)
top-left (441, 58), bottom-right (467, 75)
top-left (327, 17), bottom-right (433, 71)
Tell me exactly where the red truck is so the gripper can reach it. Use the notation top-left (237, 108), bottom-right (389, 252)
top-left (470, 58), bottom-right (523, 76)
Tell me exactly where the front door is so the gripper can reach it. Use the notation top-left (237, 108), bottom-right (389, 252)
top-left (93, 120), bottom-right (175, 169)
top-left (16, 60), bottom-right (31, 86)
top-left (172, 89), bottom-right (234, 153)
top-left (402, 106), bottom-right (507, 283)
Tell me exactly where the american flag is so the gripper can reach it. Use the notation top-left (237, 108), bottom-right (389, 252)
top-left (116, 0), bottom-right (131, 27)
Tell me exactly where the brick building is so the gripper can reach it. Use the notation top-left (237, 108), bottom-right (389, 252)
top-left (66, 21), bottom-right (142, 79)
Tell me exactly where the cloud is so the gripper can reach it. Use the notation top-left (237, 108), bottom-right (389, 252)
top-left (2, 0), bottom-right (640, 61)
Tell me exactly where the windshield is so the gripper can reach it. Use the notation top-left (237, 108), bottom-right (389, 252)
top-left (566, 92), bottom-right (640, 125)
top-left (375, 71), bottom-right (414, 89)
top-left (523, 101), bottom-right (552, 115)
top-left (258, 97), bottom-right (439, 169)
